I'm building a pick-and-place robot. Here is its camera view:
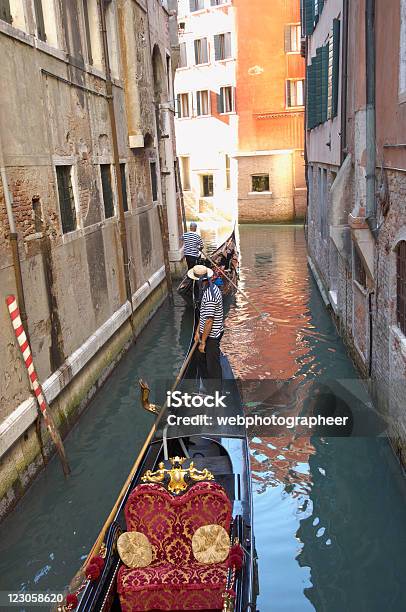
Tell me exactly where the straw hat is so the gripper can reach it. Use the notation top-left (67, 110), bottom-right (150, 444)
top-left (187, 264), bottom-right (213, 281)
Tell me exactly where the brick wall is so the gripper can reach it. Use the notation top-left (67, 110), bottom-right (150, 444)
top-left (371, 169), bottom-right (406, 462)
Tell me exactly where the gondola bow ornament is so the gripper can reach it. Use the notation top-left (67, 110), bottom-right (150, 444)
top-left (142, 456), bottom-right (214, 495)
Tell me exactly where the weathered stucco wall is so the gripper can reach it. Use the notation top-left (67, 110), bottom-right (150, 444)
top-left (306, 0), bottom-right (406, 467)
top-left (0, 0), bottom-right (181, 516)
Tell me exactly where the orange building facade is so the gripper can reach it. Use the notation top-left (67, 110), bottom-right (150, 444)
top-left (234, 0), bottom-right (306, 222)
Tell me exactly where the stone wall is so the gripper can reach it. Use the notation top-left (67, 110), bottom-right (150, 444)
top-left (371, 169), bottom-right (406, 464)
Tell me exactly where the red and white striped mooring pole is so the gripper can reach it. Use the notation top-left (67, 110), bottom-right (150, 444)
top-left (6, 295), bottom-right (70, 476)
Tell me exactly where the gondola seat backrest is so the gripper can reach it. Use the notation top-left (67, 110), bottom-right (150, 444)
top-left (124, 481), bottom-right (232, 565)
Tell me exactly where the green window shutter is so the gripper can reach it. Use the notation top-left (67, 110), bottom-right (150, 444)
top-left (196, 91), bottom-right (201, 116)
top-left (332, 18), bottom-right (341, 117)
top-left (327, 34), bottom-right (334, 118)
top-left (194, 39), bottom-right (199, 64)
top-left (176, 94), bottom-right (181, 118)
top-left (307, 62), bottom-right (316, 129)
top-left (321, 45), bottom-right (329, 123)
top-left (304, 0), bottom-right (314, 35)
top-left (310, 62), bottom-right (317, 128)
top-left (315, 48), bottom-right (322, 125)
top-left (306, 64), bottom-right (311, 128)
top-left (314, 0), bottom-right (319, 23)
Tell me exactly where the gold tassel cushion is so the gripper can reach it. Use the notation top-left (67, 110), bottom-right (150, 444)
top-left (117, 532), bottom-right (153, 568)
top-left (191, 524), bottom-right (230, 564)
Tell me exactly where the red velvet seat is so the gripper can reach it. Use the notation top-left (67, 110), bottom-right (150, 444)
top-left (117, 481), bottom-right (232, 611)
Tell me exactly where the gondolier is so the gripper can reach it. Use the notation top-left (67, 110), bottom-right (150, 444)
top-left (189, 265), bottom-right (224, 393)
top-left (182, 222), bottom-right (204, 270)
top-left (177, 229), bottom-right (238, 307)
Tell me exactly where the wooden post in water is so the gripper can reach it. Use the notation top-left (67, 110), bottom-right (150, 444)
top-left (6, 295), bottom-right (70, 476)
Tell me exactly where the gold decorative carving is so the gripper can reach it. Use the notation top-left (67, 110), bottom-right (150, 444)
top-left (142, 456), bottom-right (214, 495)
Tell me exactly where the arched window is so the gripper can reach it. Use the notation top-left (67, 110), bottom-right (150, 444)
top-left (397, 240), bottom-right (406, 334)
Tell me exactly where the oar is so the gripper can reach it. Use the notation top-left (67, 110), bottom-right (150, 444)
top-left (200, 249), bottom-right (290, 325)
top-left (171, 339), bottom-right (199, 391)
top-left (82, 340), bottom-right (199, 565)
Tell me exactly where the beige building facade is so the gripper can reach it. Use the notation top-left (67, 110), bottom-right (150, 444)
top-left (0, 0), bottom-right (182, 519)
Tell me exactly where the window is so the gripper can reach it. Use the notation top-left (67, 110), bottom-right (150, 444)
top-left (100, 164), bottom-right (114, 218)
top-left (178, 93), bottom-right (191, 118)
top-left (32, 197), bottom-right (43, 233)
top-left (82, 0), bottom-right (93, 63)
top-left (225, 155), bottom-right (231, 189)
top-left (180, 156), bottom-right (191, 191)
top-left (0, 0), bottom-right (12, 24)
top-left (328, 19), bottom-right (341, 118)
top-left (217, 86), bottom-right (235, 113)
top-left (214, 33), bottom-right (231, 60)
top-left (284, 24), bottom-right (301, 53)
top-left (286, 79), bottom-right (305, 107)
top-left (120, 164), bottom-right (129, 212)
top-left (150, 161), bottom-right (158, 202)
top-left (211, 0), bottom-right (227, 4)
top-left (34, 0), bottom-right (46, 41)
top-left (201, 174), bottom-right (214, 197)
top-left (179, 42), bottom-right (187, 68)
top-left (303, 0), bottom-right (325, 36)
top-left (397, 241), bottom-right (406, 334)
top-left (353, 247), bottom-right (367, 288)
top-left (166, 53), bottom-right (172, 102)
top-left (196, 90), bottom-right (210, 116)
top-left (194, 37), bottom-right (208, 64)
top-left (189, 0), bottom-right (204, 11)
top-left (56, 166), bottom-right (77, 234)
top-left (318, 168), bottom-right (328, 240)
top-left (251, 174), bottom-right (270, 193)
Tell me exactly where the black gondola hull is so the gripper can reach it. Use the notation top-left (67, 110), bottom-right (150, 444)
top-left (73, 312), bottom-right (257, 612)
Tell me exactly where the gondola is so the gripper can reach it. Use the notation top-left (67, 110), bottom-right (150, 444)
top-left (63, 314), bottom-right (258, 612)
top-left (177, 230), bottom-right (239, 307)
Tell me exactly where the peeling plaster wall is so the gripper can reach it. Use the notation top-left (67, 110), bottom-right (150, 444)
top-left (0, 0), bottom-right (183, 517)
top-left (0, 2), bottom-right (179, 438)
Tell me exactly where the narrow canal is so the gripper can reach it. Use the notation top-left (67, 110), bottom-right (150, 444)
top-left (1, 224), bottom-right (406, 612)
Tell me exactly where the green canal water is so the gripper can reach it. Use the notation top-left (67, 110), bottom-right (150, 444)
top-left (1, 225), bottom-right (406, 611)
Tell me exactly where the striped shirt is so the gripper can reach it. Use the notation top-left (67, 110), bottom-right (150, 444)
top-left (199, 284), bottom-right (224, 339)
top-left (183, 231), bottom-right (203, 257)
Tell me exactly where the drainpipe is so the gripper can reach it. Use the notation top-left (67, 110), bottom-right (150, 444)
top-left (98, 0), bottom-right (135, 333)
top-left (365, 0), bottom-right (377, 236)
top-left (340, 0), bottom-right (349, 165)
top-left (0, 136), bottom-right (28, 335)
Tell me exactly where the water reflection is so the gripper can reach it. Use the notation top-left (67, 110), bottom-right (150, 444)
top-left (225, 225), bottom-right (406, 612)
top-left (1, 225), bottom-right (406, 612)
